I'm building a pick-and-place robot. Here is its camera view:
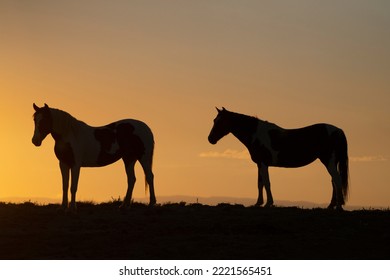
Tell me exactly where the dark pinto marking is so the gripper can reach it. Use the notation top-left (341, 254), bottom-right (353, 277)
top-left (116, 123), bottom-right (145, 165)
top-left (268, 124), bottom-right (331, 167)
top-left (94, 123), bottom-right (121, 166)
top-left (54, 141), bottom-right (75, 167)
top-left (94, 122), bottom-right (146, 166)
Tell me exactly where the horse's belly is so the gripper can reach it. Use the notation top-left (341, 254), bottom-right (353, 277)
top-left (275, 156), bottom-right (317, 168)
top-left (274, 149), bottom-right (318, 168)
top-left (82, 146), bottom-right (122, 167)
top-left (82, 154), bottom-right (122, 167)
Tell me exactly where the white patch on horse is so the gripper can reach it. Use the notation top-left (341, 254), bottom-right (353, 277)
top-left (252, 121), bottom-right (278, 165)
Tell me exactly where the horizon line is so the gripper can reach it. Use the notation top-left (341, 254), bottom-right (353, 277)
top-left (1, 195), bottom-right (387, 210)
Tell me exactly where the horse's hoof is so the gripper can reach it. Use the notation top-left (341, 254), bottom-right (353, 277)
top-left (327, 203), bottom-right (336, 210)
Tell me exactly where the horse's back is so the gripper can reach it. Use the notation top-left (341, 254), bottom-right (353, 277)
top-left (104, 119), bottom-right (154, 152)
top-left (97, 119), bottom-right (154, 142)
top-left (270, 123), bottom-right (331, 148)
top-left (267, 123), bottom-right (341, 167)
top-left (119, 119), bottom-right (154, 150)
top-left (84, 119), bottom-right (154, 167)
top-left (116, 119), bottom-right (153, 140)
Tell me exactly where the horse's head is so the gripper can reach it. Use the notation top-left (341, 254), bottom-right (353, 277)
top-left (32, 103), bottom-right (52, 147)
top-left (208, 107), bottom-right (231, 144)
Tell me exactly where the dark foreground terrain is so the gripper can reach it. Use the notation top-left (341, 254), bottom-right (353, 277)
top-left (0, 201), bottom-right (388, 259)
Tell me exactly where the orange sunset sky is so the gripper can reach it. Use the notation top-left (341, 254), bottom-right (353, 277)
top-left (1, 1), bottom-right (389, 208)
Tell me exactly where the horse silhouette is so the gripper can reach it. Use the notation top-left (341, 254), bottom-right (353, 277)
top-left (32, 103), bottom-right (156, 211)
top-left (208, 107), bottom-right (349, 210)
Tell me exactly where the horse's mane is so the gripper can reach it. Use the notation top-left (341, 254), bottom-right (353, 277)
top-left (227, 110), bottom-right (262, 125)
top-left (227, 110), bottom-right (279, 132)
top-left (50, 108), bottom-right (85, 137)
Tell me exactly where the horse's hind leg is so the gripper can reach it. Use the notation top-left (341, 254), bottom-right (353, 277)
top-left (139, 156), bottom-right (156, 206)
top-left (327, 182), bottom-right (337, 210)
top-left (121, 159), bottom-right (137, 209)
top-left (324, 156), bottom-right (344, 210)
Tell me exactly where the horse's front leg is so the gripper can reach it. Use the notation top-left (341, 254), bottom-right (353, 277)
top-left (59, 161), bottom-right (70, 210)
top-left (69, 166), bottom-right (81, 212)
top-left (259, 163), bottom-right (273, 207)
top-left (255, 163), bottom-right (265, 206)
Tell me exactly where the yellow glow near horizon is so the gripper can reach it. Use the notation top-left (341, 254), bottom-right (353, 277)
top-left (1, 1), bottom-right (389, 207)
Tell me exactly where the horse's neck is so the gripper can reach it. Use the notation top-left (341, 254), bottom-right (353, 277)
top-left (50, 109), bottom-right (86, 141)
top-left (230, 113), bottom-right (259, 148)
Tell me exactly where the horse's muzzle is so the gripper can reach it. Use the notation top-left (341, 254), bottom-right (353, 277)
top-left (32, 138), bottom-right (42, 147)
top-left (208, 136), bottom-right (217, 145)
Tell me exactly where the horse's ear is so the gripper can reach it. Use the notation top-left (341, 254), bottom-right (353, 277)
top-left (222, 107), bottom-right (226, 111)
top-left (44, 103), bottom-right (49, 109)
top-left (33, 103), bottom-right (39, 111)
top-left (216, 107), bottom-right (221, 113)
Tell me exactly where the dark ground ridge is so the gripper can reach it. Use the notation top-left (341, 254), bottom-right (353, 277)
top-left (0, 201), bottom-right (389, 260)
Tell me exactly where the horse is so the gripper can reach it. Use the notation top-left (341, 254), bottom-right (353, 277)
top-left (32, 103), bottom-right (156, 211)
top-left (208, 107), bottom-right (349, 210)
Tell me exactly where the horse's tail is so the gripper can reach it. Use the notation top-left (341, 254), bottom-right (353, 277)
top-left (337, 129), bottom-right (349, 202)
